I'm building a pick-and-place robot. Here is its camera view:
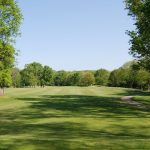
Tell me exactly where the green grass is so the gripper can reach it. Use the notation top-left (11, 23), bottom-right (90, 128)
top-left (0, 86), bottom-right (150, 150)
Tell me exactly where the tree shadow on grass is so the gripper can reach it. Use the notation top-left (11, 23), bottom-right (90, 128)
top-left (17, 95), bottom-right (150, 119)
top-left (0, 95), bottom-right (150, 149)
top-left (114, 88), bottom-right (150, 96)
top-left (0, 120), bottom-right (150, 150)
top-left (1, 119), bottom-right (150, 150)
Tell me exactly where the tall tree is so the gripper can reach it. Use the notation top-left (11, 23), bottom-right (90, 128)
top-left (0, 70), bottom-right (12, 94)
top-left (0, 0), bottom-right (22, 43)
top-left (108, 68), bottom-right (129, 87)
top-left (66, 72), bottom-right (80, 86)
top-left (0, 0), bottom-right (22, 94)
top-left (41, 66), bottom-right (54, 86)
top-left (21, 62), bottom-right (43, 87)
top-left (54, 71), bottom-right (68, 86)
top-left (12, 68), bottom-right (21, 88)
top-left (135, 69), bottom-right (149, 90)
top-left (95, 69), bottom-right (110, 86)
top-left (125, 0), bottom-right (150, 68)
top-left (79, 72), bottom-right (95, 86)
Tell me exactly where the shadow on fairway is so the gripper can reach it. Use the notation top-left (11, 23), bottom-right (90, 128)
top-left (114, 88), bottom-right (150, 96)
top-left (0, 120), bottom-right (150, 150)
top-left (0, 95), bottom-right (150, 150)
top-left (17, 95), bottom-right (150, 118)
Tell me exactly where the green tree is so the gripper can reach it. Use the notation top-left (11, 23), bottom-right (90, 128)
top-left (21, 62), bottom-right (43, 87)
top-left (54, 71), bottom-right (68, 86)
top-left (79, 72), bottom-right (95, 86)
top-left (135, 69), bottom-right (149, 90)
top-left (125, 0), bottom-right (150, 69)
top-left (66, 72), bottom-right (80, 86)
top-left (109, 68), bottom-right (129, 87)
top-left (0, 43), bottom-right (15, 93)
top-left (41, 66), bottom-right (54, 86)
top-left (109, 70), bottom-right (120, 87)
top-left (20, 68), bottom-right (31, 87)
top-left (0, 70), bottom-right (12, 94)
top-left (0, 0), bottom-right (22, 43)
top-left (95, 69), bottom-right (110, 86)
top-left (11, 68), bottom-right (21, 88)
top-left (0, 0), bottom-right (22, 94)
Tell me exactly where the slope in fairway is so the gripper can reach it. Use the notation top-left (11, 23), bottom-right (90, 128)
top-left (0, 86), bottom-right (150, 150)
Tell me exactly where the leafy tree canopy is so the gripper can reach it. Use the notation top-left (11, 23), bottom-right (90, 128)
top-left (0, 0), bottom-right (22, 93)
top-left (125, 0), bottom-right (150, 69)
top-left (95, 69), bottom-right (110, 86)
top-left (0, 0), bottom-right (22, 43)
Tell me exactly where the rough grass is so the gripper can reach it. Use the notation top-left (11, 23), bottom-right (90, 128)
top-left (0, 86), bottom-right (150, 150)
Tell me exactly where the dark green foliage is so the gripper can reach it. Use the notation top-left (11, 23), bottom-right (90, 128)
top-left (0, 0), bottom-right (22, 93)
top-left (20, 62), bottom-right (43, 87)
top-left (0, 69), bottom-right (12, 88)
top-left (79, 72), bottom-right (95, 86)
top-left (0, 43), bottom-right (15, 90)
top-left (0, 42), bottom-right (15, 70)
top-left (11, 68), bottom-right (21, 88)
top-left (20, 68), bottom-right (31, 87)
top-left (109, 61), bottom-right (150, 90)
top-left (125, 0), bottom-right (150, 70)
top-left (108, 68), bottom-right (129, 88)
top-left (109, 69), bottom-right (120, 87)
top-left (95, 69), bottom-right (110, 86)
top-left (12, 61), bottom-right (150, 90)
top-left (54, 71), bottom-right (68, 86)
top-left (135, 69), bottom-right (149, 90)
top-left (66, 72), bottom-right (80, 86)
top-left (0, 0), bottom-right (22, 43)
top-left (20, 62), bottom-right (55, 87)
top-left (41, 66), bottom-right (54, 86)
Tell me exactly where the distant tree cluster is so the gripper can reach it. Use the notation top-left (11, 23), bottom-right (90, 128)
top-left (10, 61), bottom-right (150, 90)
top-left (11, 62), bottom-right (96, 87)
top-left (109, 61), bottom-right (150, 90)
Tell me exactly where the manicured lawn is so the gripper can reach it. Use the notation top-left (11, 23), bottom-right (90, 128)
top-left (0, 86), bottom-right (150, 150)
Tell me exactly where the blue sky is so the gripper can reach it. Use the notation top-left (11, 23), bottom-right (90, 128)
top-left (16, 0), bottom-right (134, 71)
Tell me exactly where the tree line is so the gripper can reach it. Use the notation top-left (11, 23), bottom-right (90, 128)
top-left (0, 0), bottom-right (150, 94)
top-left (10, 61), bottom-right (150, 90)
